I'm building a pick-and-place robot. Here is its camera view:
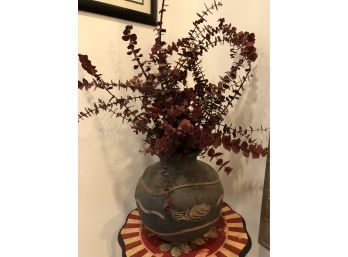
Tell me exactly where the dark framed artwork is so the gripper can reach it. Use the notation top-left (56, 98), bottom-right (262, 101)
top-left (79, 0), bottom-right (157, 26)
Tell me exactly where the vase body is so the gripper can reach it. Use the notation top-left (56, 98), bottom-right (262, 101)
top-left (135, 155), bottom-right (224, 243)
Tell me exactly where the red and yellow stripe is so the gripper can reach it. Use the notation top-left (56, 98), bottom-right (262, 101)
top-left (119, 202), bottom-right (250, 257)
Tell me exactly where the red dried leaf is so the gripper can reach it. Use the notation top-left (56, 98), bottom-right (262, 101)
top-left (213, 135), bottom-right (222, 148)
top-left (232, 128), bottom-right (236, 138)
top-left (231, 144), bottom-right (240, 154)
top-left (224, 167), bottom-right (233, 175)
top-left (78, 54), bottom-right (100, 79)
top-left (222, 135), bottom-right (231, 151)
top-left (240, 141), bottom-right (248, 152)
top-left (213, 152), bottom-right (223, 158)
top-left (178, 119), bottom-right (194, 134)
top-left (122, 35), bottom-right (130, 41)
top-left (261, 147), bottom-right (269, 157)
top-left (242, 150), bottom-right (250, 158)
top-left (165, 96), bottom-right (173, 103)
top-left (207, 148), bottom-right (215, 157)
top-left (218, 161), bottom-right (230, 172)
top-left (78, 80), bottom-right (83, 90)
top-left (168, 106), bottom-right (182, 117)
top-left (231, 138), bottom-right (241, 146)
top-left (130, 34), bottom-right (137, 41)
top-left (161, 122), bottom-right (176, 136)
top-left (248, 144), bottom-right (256, 152)
top-left (216, 159), bottom-right (223, 165)
top-left (252, 151), bottom-right (260, 159)
top-left (231, 138), bottom-right (241, 154)
top-left (172, 42), bottom-right (178, 52)
top-left (249, 52), bottom-right (258, 61)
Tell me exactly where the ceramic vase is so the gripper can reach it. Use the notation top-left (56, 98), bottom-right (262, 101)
top-left (135, 154), bottom-right (224, 243)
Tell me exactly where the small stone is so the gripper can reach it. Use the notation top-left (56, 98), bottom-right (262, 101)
top-left (178, 243), bottom-right (191, 253)
top-left (191, 237), bottom-right (205, 246)
top-left (171, 246), bottom-right (182, 257)
top-left (206, 230), bottom-right (218, 238)
top-left (159, 243), bottom-right (172, 252)
top-left (202, 232), bottom-right (209, 238)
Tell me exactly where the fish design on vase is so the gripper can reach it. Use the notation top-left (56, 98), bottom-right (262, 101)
top-left (171, 203), bottom-right (212, 221)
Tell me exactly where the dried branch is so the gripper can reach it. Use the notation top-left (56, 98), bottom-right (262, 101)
top-left (78, 0), bottom-right (268, 175)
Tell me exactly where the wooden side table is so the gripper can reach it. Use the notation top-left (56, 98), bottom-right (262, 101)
top-left (118, 202), bottom-right (251, 257)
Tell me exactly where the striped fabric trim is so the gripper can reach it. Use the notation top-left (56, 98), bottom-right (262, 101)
top-left (119, 202), bottom-right (250, 257)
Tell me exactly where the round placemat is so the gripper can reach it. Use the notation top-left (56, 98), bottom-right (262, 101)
top-left (118, 202), bottom-right (251, 257)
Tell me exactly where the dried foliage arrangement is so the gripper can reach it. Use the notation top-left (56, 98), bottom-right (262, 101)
top-left (78, 0), bottom-right (268, 175)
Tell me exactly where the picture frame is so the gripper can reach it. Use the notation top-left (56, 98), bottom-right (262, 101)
top-left (79, 0), bottom-right (157, 26)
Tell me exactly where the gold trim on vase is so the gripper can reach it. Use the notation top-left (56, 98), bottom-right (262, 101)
top-left (135, 199), bottom-right (166, 220)
top-left (216, 194), bottom-right (224, 206)
top-left (141, 167), bottom-right (220, 196)
top-left (144, 216), bottom-right (220, 236)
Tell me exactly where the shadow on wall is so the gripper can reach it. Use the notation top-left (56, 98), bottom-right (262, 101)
top-left (78, 52), bottom-right (155, 257)
top-left (222, 66), bottom-right (269, 257)
top-left (87, 106), bottom-right (155, 257)
top-left (219, 65), bottom-right (265, 198)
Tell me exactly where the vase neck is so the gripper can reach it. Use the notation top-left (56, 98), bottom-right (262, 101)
top-left (159, 153), bottom-right (199, 166)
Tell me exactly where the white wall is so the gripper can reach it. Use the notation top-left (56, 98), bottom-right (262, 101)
top-left (78, 1), bottom-right (269, 257)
